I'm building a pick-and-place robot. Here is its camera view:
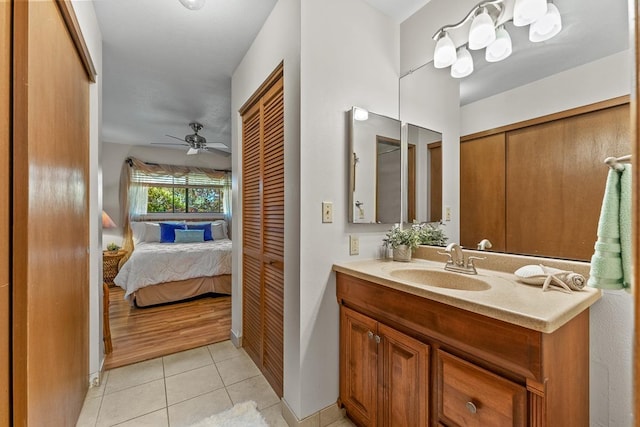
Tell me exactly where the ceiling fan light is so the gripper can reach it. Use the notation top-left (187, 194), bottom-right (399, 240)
top-left (513, 0), bottom-right (548, 27)
top-left (451, 47), bottom-right (473, 78)
top-left (485, 26), bottom-right (512, 62)
top-left (433, 32), bottom-right (457, 69)
top-left (179, 0), bottom-right (206, 10)
top-left (187, 147), bottom-right (199, 155)
top-left (529, 4), bottom-right (562, 42)
top-left (468, 8), bottom-right (496, 50)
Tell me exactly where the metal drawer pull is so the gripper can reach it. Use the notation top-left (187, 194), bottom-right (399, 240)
top-left (368, 331), bottom-right (374, 339)
top-left (465, 401), bottom-right (477, 414)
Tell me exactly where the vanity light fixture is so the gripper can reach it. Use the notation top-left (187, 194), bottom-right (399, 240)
top-left (353, 107), bottom-right (369, 121)
top-left (431, 0), bottom-right (561, 79)
top-left (179, 0), bottom-right (206, 10)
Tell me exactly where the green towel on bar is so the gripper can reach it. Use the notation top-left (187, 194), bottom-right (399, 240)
top-left (588, 164), bottom-right (632, 291)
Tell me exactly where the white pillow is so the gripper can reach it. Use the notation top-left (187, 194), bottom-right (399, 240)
top-left (130, 222), bottom-right (146, 245)
top-left (211, 220), bottom-right (228, 239)
top-left (143, 222), bottom-right (161, 243)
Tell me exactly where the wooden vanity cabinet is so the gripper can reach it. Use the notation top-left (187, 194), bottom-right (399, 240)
top-left (340, 306), bottom-right (430, 427)
top-left (337, 272), bottom-right (590, 427)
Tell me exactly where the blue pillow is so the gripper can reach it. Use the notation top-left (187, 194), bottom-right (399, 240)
top-left (159, 222), bottom-right (187, 243)
top-left (174, 229), bottom-right (205, 243)
top-left (187, 223), bottom-right (213, 241)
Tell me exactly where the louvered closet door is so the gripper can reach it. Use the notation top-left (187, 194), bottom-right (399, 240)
top-left (241, 64), bottom-right (284, 398)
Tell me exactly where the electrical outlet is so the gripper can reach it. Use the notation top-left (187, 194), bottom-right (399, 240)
top-left (445, 206), bottom-right (452, 221)
top-left (322, 201), bottom-right (333, 223)
top-left (349, 235), bottom-right (359, 255)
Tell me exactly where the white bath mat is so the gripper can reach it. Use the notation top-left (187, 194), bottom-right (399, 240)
top-left (189, 401), bottom-right (268, 427)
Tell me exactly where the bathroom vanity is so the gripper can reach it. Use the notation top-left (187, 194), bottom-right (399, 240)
top-left (334, 256), bottom-right (601, 427)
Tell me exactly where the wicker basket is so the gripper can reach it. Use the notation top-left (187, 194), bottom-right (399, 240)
top-left (103, 250), bottom-right (126, 287)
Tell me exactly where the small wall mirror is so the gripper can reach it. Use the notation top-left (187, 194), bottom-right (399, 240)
top-left (405, 123), bottom-right (442, 224)
top-left (349, 107), bottom-right (401, 223)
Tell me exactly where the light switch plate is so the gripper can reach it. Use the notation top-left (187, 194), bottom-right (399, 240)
top-left (349, 235), bottom-right (359, 255)
top-left (445, 206), bottom-right (452, 221)
top-left (322, 201), bottom-right (333, 223)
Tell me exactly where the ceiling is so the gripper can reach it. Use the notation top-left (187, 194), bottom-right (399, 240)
top-left (94, 0), bottom-right (629, 151)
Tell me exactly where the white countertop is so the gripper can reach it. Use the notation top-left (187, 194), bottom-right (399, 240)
top-left (333, 258), bottom-right (602, 333)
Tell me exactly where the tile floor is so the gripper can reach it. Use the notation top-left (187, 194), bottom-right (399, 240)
top-left (76, 340), bottom-right (355, 427)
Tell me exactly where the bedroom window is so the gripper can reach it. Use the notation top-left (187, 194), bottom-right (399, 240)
top-left (147, 186), bottom-right (223, 213)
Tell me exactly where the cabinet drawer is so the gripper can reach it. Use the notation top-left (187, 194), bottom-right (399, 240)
top-left (437, 350), bottom-right (526, 427)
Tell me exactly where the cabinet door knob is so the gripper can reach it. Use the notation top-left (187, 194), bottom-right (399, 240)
top-left (374, 335), bottom-right (381, 344)
top-left (465, 401), bottom-right (477, 414)
top-left (367, 331), bottom-right (374, 340)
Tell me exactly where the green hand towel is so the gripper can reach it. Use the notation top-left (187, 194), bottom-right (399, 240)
top-left (588, 165), bottom-right (632, 291)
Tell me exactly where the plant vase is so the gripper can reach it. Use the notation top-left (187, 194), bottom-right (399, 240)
top-left (393, 245), bottom-right (412, 262)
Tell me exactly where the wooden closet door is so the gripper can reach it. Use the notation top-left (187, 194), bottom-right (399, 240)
top-left (13, 1), bottom-right (91, 424)
top-left (506, 104), bottom-right (630, 260)
top-left (241, 64), bottom-right (284, 397)
top-left (460, 133), bottom-right (506, 251)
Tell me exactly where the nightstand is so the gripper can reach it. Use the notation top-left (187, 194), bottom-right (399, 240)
top-left (103, 249), bottom-right (127, 288)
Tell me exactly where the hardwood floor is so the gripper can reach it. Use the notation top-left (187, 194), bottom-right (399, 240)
top-left (104, 287), bottom-right (231, 370)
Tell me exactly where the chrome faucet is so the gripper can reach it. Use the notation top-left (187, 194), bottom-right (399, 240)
top-left (438, 243), bottom-right (485, 275)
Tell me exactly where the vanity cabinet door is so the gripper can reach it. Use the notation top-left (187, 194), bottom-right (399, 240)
top-left (437, 350), bottom-right (526, 427)
top-left (340, 306), bottom-right (378, 427)
top-left (379, 323), bottom-right (430, 427)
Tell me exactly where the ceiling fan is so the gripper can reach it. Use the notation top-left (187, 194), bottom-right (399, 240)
top-left (152, 122), bottom-right (230, 156)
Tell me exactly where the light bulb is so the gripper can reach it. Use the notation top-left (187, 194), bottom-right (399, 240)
top-left (433, 33), bottom-right (457, 69)
top-left (529, 4), bottom-right (562, 42)
top-left (179, 0), bottom-right (206, 10)
top-left (513, 0), bottom-right (547, 26)
top-left (468, 8), bottom-right (496, 50)
top-left (451, 47), bottom-right (473, 78)
top-left (485, 26), bottom-right (512, 62)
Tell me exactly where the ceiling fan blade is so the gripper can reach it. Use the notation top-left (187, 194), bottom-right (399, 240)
top-left (151, 142), bottom-right (189, 147)
top-left (165, 134), bottom-right (186, 142)
top-left (203, 147), bottom-right (231, 157)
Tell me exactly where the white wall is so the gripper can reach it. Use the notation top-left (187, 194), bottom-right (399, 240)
top-left (71, 0), bottom-right (103, 385)
top-left (460, 50), bottom-right (634, 427)
top-left (298, 0), bottom-right (399, 417)
top-left (101, 142), bottom-right (231, 247)
top-left (230, 0), bottom-right (302, 415)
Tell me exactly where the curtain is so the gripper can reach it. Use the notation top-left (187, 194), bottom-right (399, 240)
top-left (223, 172), bottom-right (232, 237)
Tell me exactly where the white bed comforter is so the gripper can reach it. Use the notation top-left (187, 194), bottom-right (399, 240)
top-left (114, 239), bottom-right (232, 298)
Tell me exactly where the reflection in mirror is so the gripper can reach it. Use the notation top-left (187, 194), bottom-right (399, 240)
top-left (349, 107), bottom-right (401, 223)
top-left (405, 124), bottom-right (442, 224)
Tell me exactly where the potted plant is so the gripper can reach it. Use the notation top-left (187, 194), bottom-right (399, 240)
top-left (385, 223), bottom-right (421, 262)
top-left (416, 221), bottom-right (448, 247)
top-left (106, 242), bottom-right (121, 253)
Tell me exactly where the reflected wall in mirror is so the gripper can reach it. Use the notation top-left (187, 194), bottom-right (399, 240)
top-left (405, 124), bottom-right (442, 224)
top-left (349, 107), bottom-right (401, 223)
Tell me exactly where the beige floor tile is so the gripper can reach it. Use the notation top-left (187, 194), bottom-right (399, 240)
top-left (207, 340), bottom-right (242, 363)
top-left (215, 352), bottom-right (261, 386)
top-left (326, 418), bottom-right (356, 427)
top-left (105, 358), bottom-right (164, 394)
top-left (167, 388), bottom-right (232, 427)
top-left (260, 403), bottom-right (288, 427)
top-left (226, 375), bottom-right (279, 410)
top-left (163, 346), bottom-right (213, 377)
top-left (75, 396), bottom-right (102, 427)
top-left (114, 409), bottom-right (168, 427)
top-left (96, 379), bottom-right (166, 427)
top-left (165, 364), bottom-right (225, 405)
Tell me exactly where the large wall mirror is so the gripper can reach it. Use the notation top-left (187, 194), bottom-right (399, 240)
top-left (405, 123), bottom-right (442, 224)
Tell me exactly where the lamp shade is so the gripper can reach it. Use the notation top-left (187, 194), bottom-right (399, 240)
top-left (102, 211), bottom-right (117, 229)
top-left (179, 0), bottom-right (205, 10)
top-left (485, 26), bottom-right (512, 62)
top-left (451, 47), bottom-right (473, 78)
top-left (468, 8), bottom-right (496, 50)
top-left (529, 4), bottom-right (562, 42)
top-left (433, 33), bottom-right (457, 69)
top-left (513, 0), bottom-right (548, 27)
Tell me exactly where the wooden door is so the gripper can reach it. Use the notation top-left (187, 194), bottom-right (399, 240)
top-left (13, 1), bottom-right (92, 424)
top-left (340, 306), bottom-right (378, 427)
top-left (460, 133), bottom-right (506, 251)
top-left (241, 64), bottom-right (284, 397)
top-left (428, 142), bottom-right (442, 223)
top-left (506, 104), bottom-right (630, 260)
top-left (0, 0), bottom-right (10, 424)
top-left (378, 323), bottom-right (430, 427)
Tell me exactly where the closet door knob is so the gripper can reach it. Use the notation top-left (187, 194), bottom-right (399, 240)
top-left (367, 331), bottom-right (374, 340)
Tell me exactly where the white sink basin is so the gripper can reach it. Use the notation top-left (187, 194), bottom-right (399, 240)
top-left (389, 268), bottom-right (491, 291)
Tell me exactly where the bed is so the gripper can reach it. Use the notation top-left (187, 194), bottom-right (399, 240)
top-left (114, 220), bottom-right (232, 307)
